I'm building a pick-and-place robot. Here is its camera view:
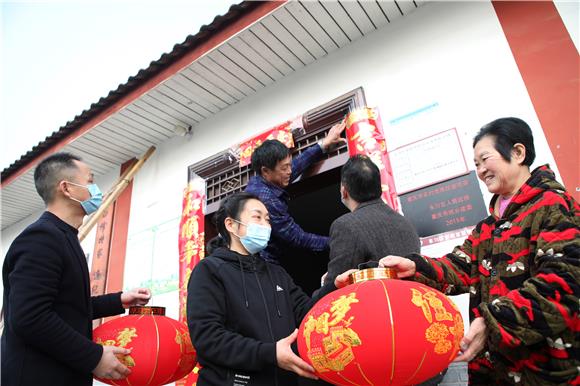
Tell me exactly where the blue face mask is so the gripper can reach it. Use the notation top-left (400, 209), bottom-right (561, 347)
top-left (67, 181), bottom-right (103, 215)
top-left (234, 220), bottom-right (271, 254)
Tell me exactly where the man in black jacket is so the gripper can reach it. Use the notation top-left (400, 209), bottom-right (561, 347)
top-left (323, 155), bottom-right (421, 285)
top-left (2, 152), bottom-right (151, 386)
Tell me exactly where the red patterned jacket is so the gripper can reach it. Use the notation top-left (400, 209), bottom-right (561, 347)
top-left (408, 165), bottom-right (579, 385)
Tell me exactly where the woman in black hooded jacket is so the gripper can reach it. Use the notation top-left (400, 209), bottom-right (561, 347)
top-left (187, 192), bottom-right (353, 386)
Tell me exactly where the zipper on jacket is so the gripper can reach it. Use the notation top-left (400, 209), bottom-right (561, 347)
top-left (254, 271), bottom-right (279, 386)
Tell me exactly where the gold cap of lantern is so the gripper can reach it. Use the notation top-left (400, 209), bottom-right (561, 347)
top-left (349, 268), bottom-right (397, 284)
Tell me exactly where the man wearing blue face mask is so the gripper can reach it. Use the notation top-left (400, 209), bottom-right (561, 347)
top-left (2, 152), bottom-right (151, 386)
top-left (64, 180), bottom-right (104, 215)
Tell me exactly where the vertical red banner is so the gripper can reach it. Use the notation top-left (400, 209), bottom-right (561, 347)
top-left (89, 206), bottom-right (115, 328)
top-left (346, 107), bottom-right (400, 212)
top-left (176, 176), bottom-right (206, 385)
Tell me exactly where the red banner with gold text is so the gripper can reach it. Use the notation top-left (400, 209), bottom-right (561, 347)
top-left (237, 117), bottom-right (300, 167)
top-left (346, 107), bottom-right (399, 212)
top-left (176, 177), bottom-right (206, 385)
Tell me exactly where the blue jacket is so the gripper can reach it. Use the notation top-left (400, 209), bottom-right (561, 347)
top-left (245, 144), bottom-right (329, 262)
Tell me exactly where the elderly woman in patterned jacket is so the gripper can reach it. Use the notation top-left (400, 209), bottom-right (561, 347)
top-left (379, 117), bottom-right (579, 385)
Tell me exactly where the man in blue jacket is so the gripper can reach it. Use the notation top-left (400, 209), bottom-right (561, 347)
top-left (2, 152), bottom-right (151, 386)
top-left (245, 121), bottom-right (346, 263)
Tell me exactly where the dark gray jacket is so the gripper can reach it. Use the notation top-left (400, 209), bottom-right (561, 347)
top-left (324, 199), bottom-right (420, 285)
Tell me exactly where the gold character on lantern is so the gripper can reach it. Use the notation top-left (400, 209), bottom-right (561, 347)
top-left (411, 288), bottom-right (452, 323)
top-left (448, 314), bottom-right (464, 361)
top-left (175, 328), bottom-right (195, 355)
top-left (117, 328), bottom-right (137, 347)
top-left (303, 312), bottom-right (330, 348)
top-left (95, 327), bottom-right (138, 368)
top-left (328, 293), bottom-right (358, 326)
top-left (424, 291), bottom-right (453, 322)
top-left (303, 293), bottom-right (362, 373)
top-left (425, 323), bottom-right (452, 355)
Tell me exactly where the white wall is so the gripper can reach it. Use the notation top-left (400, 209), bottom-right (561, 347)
top-left (2, 1), bottom-right (569, 324)
top-left (118, 0), bottom-right (563, 324)
top-left (555, 0), bottom-right (579, 53)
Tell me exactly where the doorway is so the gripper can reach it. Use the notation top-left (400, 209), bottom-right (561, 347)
top-left (282, 167), bottom-right (348, 295)
top-left (203, 166), bottom-right (348, 295)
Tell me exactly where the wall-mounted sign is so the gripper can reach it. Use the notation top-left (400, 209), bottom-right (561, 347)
top-left (420, 226), bottom-right (475, 247)
top-left (400, 171), bottom-right (487, 237)
top-left (389, 128), bottom-right (468, 194)
top-left (385, 102), bottom-right (454, 150)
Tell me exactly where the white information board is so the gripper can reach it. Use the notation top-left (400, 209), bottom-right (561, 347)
top-left (389, 128), bottom-right (468, 194)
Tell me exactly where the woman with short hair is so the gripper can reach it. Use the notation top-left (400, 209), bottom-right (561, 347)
top-left (380, 117), bottom-right (579, 385)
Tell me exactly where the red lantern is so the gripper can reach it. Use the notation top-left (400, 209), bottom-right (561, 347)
top-left (93, 306), bottom-right (197, 386)
top-left (298, 269), bottom-right (463, 386)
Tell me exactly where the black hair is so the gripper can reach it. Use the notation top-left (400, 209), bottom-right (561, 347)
top-left (207, 192), bottom-right (260, 255)
top-left (473, 117), bottom-right (536, 167)
top-left (34, 152), bottom-right (82, 204)
top-left (250, 139), bottom-right (291, 174)
top-left (341, 155), bottom-right (382, 203)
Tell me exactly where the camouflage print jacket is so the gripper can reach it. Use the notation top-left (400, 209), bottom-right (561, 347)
top-left (408, 165), bottom-right (580, 385)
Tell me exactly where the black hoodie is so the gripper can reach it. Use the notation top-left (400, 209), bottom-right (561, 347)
top-left (186, 247), bottom-right (337, 386)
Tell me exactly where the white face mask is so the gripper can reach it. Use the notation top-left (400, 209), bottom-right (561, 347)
top-left (233, 220), bottom-right (271, 254)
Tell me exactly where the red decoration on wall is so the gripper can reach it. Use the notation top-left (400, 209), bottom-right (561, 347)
top-left (346, 107), bottom-right (399, 211)
top-left (93, 306), bottom-right (196, 386)
top-left (297, 274), bottom-right (463, 386)
top-left (89, 206), bottom-right (115, 329)
top-left (237, 117), bottom-right (300, 167)
top-left (176, 177), bottom-right (206, 385)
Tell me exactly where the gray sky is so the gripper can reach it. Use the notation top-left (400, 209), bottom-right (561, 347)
top-left (0, 0), bottom-right (234, 170)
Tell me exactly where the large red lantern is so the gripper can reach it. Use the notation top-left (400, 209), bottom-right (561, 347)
top-left (298, 269), bottom-right (463, 386)
top-left (93, 306), bottom-right (197, 385)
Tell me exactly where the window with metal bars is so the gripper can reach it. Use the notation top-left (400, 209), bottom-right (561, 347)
top-left (188, 87), bottom-right (366, 214)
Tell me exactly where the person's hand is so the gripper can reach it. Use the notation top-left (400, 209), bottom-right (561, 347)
top-left (276, 329), bottom-right (318, 380)
top-left (321, 120), bottom-right (347, 151)
top-left (121, 288), bottom-right (151, 309)
top-left (92, 346), bottom-right (131, 380)
top-left (334, 269), bottom-right (357, 289)
top-left (454, 317), bottom-right (487, 362)
top-left (378, 255), bottom-right (416, 278)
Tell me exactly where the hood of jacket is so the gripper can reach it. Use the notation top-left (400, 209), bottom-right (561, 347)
top-left (210, 247), bottom-right (266, 273)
